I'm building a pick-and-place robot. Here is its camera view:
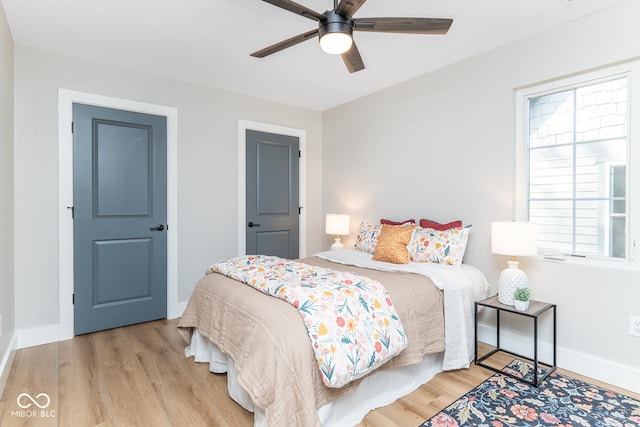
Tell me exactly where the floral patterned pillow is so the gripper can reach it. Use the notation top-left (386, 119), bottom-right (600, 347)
top-left (408, 225), bottom-right (471, 266)
top-left (354, 221), bottom-right (381, 254)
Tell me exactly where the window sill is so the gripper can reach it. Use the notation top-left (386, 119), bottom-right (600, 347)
top-left (537, 253), bottom-right (640, 271)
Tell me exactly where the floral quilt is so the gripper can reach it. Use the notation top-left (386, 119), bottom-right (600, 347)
top-left (210, 255), bottom-right (408, 388)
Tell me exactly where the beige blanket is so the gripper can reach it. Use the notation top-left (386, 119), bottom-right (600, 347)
top-left (178, 257), bottom-right (444, 427)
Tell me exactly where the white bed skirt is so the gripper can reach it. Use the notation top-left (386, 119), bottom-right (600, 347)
top-left (186, 329), bottom-right (444, 427)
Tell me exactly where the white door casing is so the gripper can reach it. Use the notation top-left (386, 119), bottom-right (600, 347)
top-left (58, 89), bottom-right (179, 341)
top-left (237, 120), bottom-right (307, 258)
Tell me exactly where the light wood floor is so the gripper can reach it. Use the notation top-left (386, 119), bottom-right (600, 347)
top-left (1, 319), bottom-right (638, 427)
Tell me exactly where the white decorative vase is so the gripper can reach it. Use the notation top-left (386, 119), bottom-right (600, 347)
top-left (498, 260), bottom-right (529, 306)
top-left (514, 300), bottom-right (529, 312)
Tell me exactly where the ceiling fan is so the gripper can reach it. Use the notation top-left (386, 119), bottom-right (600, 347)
top-left (250, 0), bottom-right (453, 73)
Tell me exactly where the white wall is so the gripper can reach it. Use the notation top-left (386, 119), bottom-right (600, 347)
top-left (0, 2), bottom-right (15, 377)
top-left (13, 46), bottom-right (323, 332)
top-left (6, 0), bottom-right (640, 395)
top-left (322, 0), bottom-right (640, 392)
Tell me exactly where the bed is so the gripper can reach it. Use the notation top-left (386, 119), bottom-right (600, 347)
top-left (177, 247), bottom-right (489, 427)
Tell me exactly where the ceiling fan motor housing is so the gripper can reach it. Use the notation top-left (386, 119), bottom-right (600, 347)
top-left (318, 10), bottom-right (353, 39)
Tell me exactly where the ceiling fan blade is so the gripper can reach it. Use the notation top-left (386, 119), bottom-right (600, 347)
top-left (341, 42), bottom-right (365, 73)
top-left (250, 29), bottom-right (319, 58)
top-left (354, 17), bottom-right (453, 34)
top-left (336, 0), bottom-right (367, 19)
top-left (261, 0), bottom-right (324, 21)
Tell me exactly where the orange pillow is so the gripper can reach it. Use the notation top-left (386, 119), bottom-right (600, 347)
top-left (372, 224), bottom-right (416, 264)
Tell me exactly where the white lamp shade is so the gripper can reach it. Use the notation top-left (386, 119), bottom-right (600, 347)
top-left (320, 32), bottom-right (353, 54)
top-left (491, 221), bottom-right (538, 256)
top-left (326, 214), bottom-right (350, 236)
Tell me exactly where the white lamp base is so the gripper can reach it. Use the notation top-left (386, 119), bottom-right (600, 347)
top-left (331, 237), bottom-right (344, 251)
top-left (498, 260), bottom-right (529, 305)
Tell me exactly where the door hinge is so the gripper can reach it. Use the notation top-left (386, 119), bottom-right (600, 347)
top-left (67, 206), bottom-right (74, 218)
top-left (298, 150), bottom-right (301, 158)
top-left (72, 293), bottom-right (75, 305)
top-left (71, 121), bottom-right (74, 133)
top-left (299, 206), bottom-right (302, 214)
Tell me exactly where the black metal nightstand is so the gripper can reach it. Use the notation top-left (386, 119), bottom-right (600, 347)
top-left (474, 295), bottom-right (557, 387)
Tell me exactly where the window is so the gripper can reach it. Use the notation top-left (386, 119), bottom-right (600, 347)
top-left (516, 62), bottom-right (639, 265)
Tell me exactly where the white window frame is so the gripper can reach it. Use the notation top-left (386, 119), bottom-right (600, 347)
top-left (515, 60), bottom-right (640, 269)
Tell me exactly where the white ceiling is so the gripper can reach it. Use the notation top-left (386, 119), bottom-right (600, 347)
top-left (1, 0), bottom-right (628, 111)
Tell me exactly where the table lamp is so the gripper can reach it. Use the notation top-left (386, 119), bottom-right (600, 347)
top-left (491, 221), bottom-right (538, 305)
top-left (326, 214), bottom-right (350, 250)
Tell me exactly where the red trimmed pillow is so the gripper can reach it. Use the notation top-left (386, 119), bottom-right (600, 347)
top-left (419, 219), bottom-right (462, 230)
top-left (380, 218), bottom-right (415, 226)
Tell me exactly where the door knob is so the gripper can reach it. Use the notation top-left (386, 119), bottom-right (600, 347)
top-left (247, 222), bottom-right (261, 228)
top-left (150, 224), bottom-right (165, 231)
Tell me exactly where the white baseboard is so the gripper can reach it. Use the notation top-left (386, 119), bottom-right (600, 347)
top-left (477, 322), bottom-right (640, 394)
top-left (0, 332), bottom-right (17, 396)
top-left (16, 324), bottom-right (60, 349)
top-left (13, 304), bottom-right (188, 351)
top-left (556, 345), bottom-right (640, 395)
top-left (169, 301), bottom-right (187, 319)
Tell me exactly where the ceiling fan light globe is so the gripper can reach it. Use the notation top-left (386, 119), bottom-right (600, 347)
top-left (320, 32), bottom-right (352, 54)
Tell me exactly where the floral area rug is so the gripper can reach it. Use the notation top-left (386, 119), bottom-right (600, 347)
top-left (420, 360), bottom-right (640, 427)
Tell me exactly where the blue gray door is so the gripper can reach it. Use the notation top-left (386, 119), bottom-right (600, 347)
top-left (246, 130), bottom-right (299, 259)
top-left (73, 104), bottom-right (167, 335)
